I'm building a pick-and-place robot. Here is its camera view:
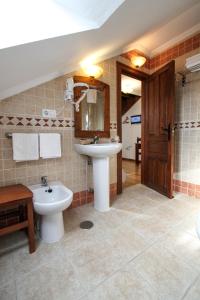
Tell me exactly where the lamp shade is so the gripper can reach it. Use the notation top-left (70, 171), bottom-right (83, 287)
top-left (131, 56), bottom-right (146, 68)
top-left (83, 64), bottom-right (103, 78)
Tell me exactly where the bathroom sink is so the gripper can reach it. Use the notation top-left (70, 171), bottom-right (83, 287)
top-left (74, 143), bottom-right (122, 158)
top-left (74, 143), bottom-right (122, 212)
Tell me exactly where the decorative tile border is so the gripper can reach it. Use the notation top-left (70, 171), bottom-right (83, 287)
top-left (0, 115), bottom-right (117, 130)
top-left (173, 179), bottom-right (200, 199)
top-left (70, 183), bottom-right (117, 209)
top-left (110, 122), bottom-right (117, 130)
top-left (0, 184), bottom-right (117, 226)
top-left (174, 121), bottom-right (200, 129)
top-left (121, 32), bottom-right (200, 70)
top-left (0, 115), bottom-right (74, 128)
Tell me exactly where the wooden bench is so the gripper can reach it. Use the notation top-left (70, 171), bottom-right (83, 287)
top-left (0, 184), bottom-right (36, 253)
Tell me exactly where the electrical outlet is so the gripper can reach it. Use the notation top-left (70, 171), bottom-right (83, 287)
top-left (42, 109), bottom-right (56, 118)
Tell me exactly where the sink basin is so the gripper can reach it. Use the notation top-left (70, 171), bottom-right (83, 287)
top-left (74, 143), bottom-right (122, 212)
top-left (74, 143), bottom-right (122, 158)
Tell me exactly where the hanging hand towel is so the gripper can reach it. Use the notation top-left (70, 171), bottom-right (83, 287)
top-left (87, 89), bottom-right (97, 104)
top-left (12, 133), bottom-right (39, 161)
top-left (39, 133), bottom-right (61, 159)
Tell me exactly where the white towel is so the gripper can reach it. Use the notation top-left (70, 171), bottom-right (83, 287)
top-left (87, 89), bottom-right (97, 104)
top-left (12, 133), bottom-right (39, 161)
top-left (39, 133), bottom-right (61, 159)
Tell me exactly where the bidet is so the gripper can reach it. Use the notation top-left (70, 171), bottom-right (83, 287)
top-left (29, 181), bottom-right (73, 243)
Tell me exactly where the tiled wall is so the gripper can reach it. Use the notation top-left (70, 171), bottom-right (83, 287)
top-left (174, 70), bottom-right (200, 197)
top-left (150, 32), bottom-right (200, 71)
top-left (0, 32), bottom-right (199, 205)
top-left (122, 31), bottom-right (200, 198)
top-left (122, 32), bottom-right (200, 71)
top-left (0, 55), bottom-right (145, 208)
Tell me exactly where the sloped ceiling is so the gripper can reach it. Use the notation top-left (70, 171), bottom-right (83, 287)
top-left (0, 0), bottom-right (124, 49)
top-left (0, 0), bottom-right (200, 100)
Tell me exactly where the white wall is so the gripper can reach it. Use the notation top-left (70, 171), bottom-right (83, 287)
top-left (122, 99), bottom-right (141, 160)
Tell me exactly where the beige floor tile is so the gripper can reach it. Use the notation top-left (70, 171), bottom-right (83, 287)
top-left (16, 254), bottom-right (85, 300)
top-left (83, 278), bottom-right (125, 300)
top-left (0, 252), bottom-right (15, 288)
top-left (127, 214), bottom-right (170, 242)
top-left (0, 231), bottom-right (28, 255)
top-left (165, 198), bottom-right (197, 217)
top-left (108, 268), bottom-right (158, 300)
top-left (1, 184), bottom-right (200, 300)
top-left (108, 223), bottom-right (149, 261)
top-left (160, 229), bottom-right (200, 271)
top-left (183, 275), bottom-right (200, 300)
top-left (100, 207), bottom-right (133, 228)
top-left (147, 202), bottom-right (186, 226)
top-left (76, 251), bottom-right (125, 292)
top-left (174, 214), bottom-right (199, 237)
top-left (0, 281), bottom-right (16, 300)
top-left (68, 238), bottom-right (111, 268)
top-left (132, 243), bottom-right (199, 299)
top-left (13, 240), bottom-right (62, 281)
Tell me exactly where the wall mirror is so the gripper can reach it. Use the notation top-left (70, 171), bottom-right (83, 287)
top-left (74, 76), bottom-right (110, 138)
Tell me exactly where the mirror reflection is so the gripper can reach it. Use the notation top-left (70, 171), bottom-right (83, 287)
top-left (81, 89), bottom-right (104, 131)
top-left (74, 76), bottom-right (110, 138)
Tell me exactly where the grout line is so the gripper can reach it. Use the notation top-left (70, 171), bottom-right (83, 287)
top-left (181, 272), bottom-right (200, 300)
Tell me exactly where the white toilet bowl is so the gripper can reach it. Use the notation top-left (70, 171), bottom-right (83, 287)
top-left (29, 181), bottom-right (73, 243)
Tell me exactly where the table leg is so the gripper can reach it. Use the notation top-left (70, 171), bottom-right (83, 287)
top-left (27, 200), bottom-right (36, 253)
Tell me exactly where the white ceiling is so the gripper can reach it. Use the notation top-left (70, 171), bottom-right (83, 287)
top-left (0, 0), bottom-right (124, 50)
top-left (0, 0), bottom-right (200, 100)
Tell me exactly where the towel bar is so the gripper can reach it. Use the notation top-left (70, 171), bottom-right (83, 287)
top-left (5, 133), bottom-right (12, 138)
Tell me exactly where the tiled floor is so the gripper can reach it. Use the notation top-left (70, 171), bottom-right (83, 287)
top-left (1, 184), bottom-right (200, 299)
top-left (122, 160), bottom-right (141, 187)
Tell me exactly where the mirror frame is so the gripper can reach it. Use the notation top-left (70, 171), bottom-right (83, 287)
top-left (74, 76), bottom-right (110, 138)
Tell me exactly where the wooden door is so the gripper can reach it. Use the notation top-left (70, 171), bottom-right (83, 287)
top-left (143, 61), bottom-right (175, 198)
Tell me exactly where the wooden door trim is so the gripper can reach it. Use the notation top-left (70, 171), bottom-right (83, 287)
top-left (116, 62), bottom-right (149, 194)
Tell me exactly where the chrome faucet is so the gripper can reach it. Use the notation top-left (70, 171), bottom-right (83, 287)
top-left (93, 136), bottom-right (100, 144)
top-left (41, 176), bottom-right (48, 186)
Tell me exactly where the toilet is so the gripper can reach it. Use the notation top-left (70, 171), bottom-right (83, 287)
top-left (29, 181), bottom-right (73, 243)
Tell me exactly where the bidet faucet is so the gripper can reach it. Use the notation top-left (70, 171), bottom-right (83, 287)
top-left (93, 136), bottom-right (99, 144)
top-left (41, 176), bottom-right (48, 186)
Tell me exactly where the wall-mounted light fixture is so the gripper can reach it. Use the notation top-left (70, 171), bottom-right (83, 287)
top-left (82, 64), bottom-right (103, 78)
top-left (131, 55), bottom-right (146, 68)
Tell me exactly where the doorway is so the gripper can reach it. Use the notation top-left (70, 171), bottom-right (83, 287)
top-left (116, 62), bottom-right (148, 194)
top-left (121, 75), bottom-right (142, 188)
top-left (116, 61), bottom-right (175, 197)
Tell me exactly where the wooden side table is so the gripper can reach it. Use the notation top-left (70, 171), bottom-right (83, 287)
top-left (0, 184), bottom-right (36, 253)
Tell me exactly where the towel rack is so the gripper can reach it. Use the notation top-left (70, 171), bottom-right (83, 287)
top-left (5, 133), bottom-right (12, 138)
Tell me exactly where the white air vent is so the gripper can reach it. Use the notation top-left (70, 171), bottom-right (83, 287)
top-left (185, 53), bottom-right (200, 72)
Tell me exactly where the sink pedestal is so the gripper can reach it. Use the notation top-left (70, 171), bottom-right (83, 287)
top-left (74, 143), bottom-right (122, 212)
top-left (93, 157), bottom-right (109, 212)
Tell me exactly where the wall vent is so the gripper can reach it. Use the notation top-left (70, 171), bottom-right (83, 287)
top-left (185, 53), bottom-right (200, 72)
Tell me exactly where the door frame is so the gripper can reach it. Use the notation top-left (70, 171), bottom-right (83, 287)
top-left (116, 61), bottom-right (149, 194)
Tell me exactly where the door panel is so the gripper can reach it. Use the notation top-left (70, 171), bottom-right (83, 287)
top-left (144, 61), bottom-right (175, 198)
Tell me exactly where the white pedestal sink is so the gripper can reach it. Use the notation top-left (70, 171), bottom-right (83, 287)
top-left (74, 143), bottom-right (122, 212)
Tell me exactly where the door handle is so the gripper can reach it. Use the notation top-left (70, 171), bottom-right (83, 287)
top-left (161, 124), bottom-right (171, 140)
